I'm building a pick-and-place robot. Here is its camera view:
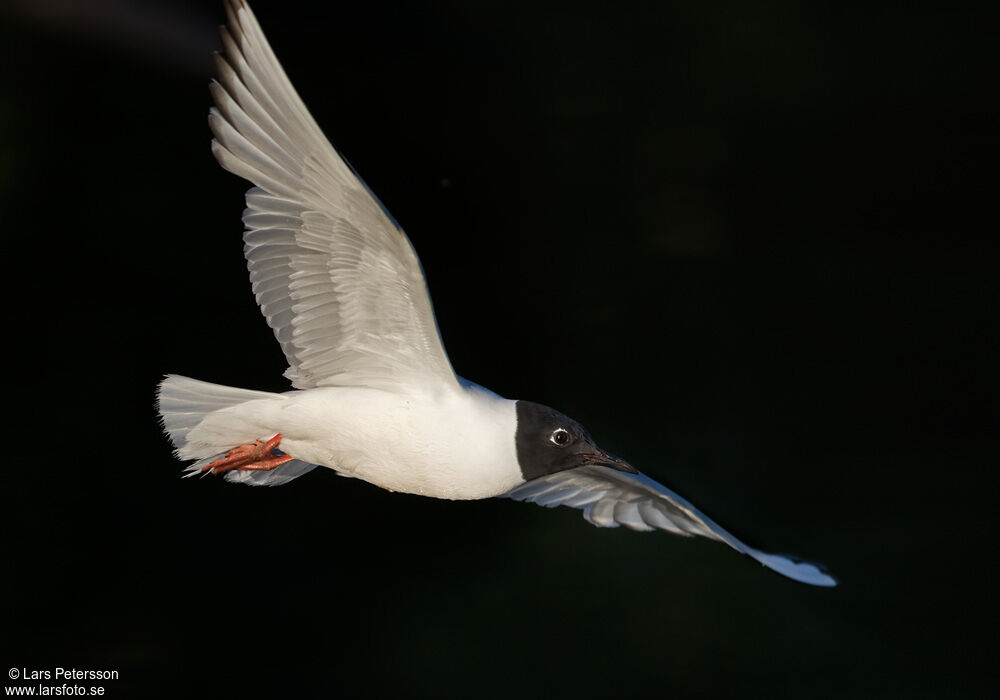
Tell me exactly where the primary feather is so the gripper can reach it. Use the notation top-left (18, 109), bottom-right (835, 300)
top-left (505, 466), bottom-right (837, 587)
top-left (210, 0), bottom-right (457, 392)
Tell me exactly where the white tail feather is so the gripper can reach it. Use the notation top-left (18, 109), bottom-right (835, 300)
top-left (156, 374), bottom-right (317, 486)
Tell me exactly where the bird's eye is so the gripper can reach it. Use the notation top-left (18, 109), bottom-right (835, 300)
top-left (550, 428), bottom-right (571, 446)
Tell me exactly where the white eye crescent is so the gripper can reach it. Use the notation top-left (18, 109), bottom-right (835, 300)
top-left (550, 428), bottom-right (571, 446)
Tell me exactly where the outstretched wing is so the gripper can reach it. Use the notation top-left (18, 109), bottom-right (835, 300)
top-left (209, 0), bottom-right (458, 392)
top-left (504, 466), bottom-right (836, 587)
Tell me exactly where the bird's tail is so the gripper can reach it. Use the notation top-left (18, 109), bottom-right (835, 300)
top-left (155, 374), bottom-right (317, 486)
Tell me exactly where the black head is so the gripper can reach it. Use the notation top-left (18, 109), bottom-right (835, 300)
top-left (514, 401), bottom-right (637, 481)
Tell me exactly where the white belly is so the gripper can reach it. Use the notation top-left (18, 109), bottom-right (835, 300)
top-left (193, 385), bottom-right (523, 500)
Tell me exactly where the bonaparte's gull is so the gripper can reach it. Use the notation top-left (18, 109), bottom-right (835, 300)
top-left (157, 0), bottom-right (836, 587)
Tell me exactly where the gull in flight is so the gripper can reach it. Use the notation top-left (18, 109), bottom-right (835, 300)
top-left (157, 0), bottom-right (836, 587)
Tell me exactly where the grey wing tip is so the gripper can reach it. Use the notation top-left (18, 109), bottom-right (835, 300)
top-left (750, 549), bottom-right (838, 587)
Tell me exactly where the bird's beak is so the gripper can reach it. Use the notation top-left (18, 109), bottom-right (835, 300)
top-left (582, 447), bottom-right (638, 474)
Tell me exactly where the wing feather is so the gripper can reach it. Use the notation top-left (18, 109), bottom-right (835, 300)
top-left (505, 466), bottom-right (837, 587)
top-left (209, 0), bottom-right (458, 392)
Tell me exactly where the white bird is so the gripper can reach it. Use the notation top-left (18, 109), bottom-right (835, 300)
top-left (158, 0), bottom-right (836, 587)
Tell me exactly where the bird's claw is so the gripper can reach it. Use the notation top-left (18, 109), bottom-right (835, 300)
top-left (201, 433), bottom-right (293, 474)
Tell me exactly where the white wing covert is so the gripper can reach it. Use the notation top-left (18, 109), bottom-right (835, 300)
top-left (209, 0), bottom-right (458, 392)
top-left (504, 466), bottom-right (836, 587)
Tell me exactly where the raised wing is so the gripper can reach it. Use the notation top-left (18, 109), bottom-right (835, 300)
top-left (504, 466), bottom-right (836, 587)
top-left (209, 0), bottom-right (458, 392)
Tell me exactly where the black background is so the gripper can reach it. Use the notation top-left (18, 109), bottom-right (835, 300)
top-left (3, 0), bottom-right (997, 697)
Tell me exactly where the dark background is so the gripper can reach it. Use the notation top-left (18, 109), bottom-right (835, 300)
top-left (3, 0), bottom-right (996, 697)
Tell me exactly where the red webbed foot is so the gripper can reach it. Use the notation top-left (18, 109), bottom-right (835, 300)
top-left (201, 433), bottom-right (293, 475)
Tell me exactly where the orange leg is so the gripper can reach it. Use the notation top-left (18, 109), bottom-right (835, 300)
top-left (201, 433), bottom-right (294, 475)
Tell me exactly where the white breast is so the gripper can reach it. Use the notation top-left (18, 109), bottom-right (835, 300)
top-left (194, 383), bottom-right (523, 500)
